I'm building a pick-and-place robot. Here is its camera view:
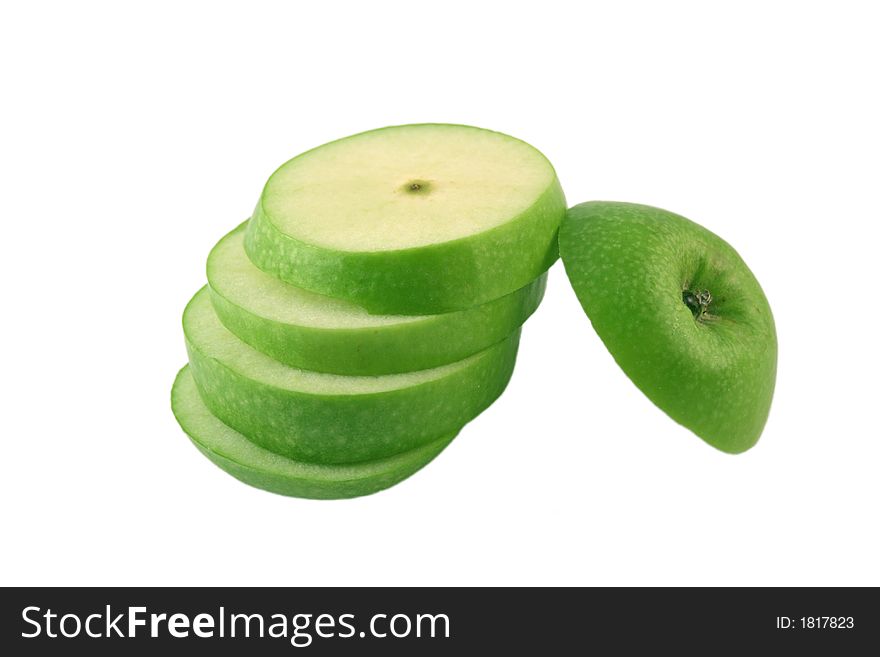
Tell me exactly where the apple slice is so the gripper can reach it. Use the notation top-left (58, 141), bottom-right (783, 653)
top-left (183, 287), bottom-right (519, 464)
top-left (559, 201), bottom-right (777, 453)
top-left (245, 124), bottom-right (566, 315)
top-left (172, 367), bottom-right (455, 499)
top-left (209, 223), bottom-right (546, 375)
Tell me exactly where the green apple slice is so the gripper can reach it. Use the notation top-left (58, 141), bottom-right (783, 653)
top-left (172, 366), bottom-right (455, 499)
top-left (559, 201), bottom-right (777, 453)
top-left (245, 123), bottom-right (566, 315)
top-left (209, 222), bottom-right (546, 375)
top-left (183, 287), bottom-right (519, 464)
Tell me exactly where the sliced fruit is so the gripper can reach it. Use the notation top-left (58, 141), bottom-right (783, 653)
top-left (245, 123), bottom-right (566, 315)
top-left (183, 287), bottom-right (519, 464)
top-left (559, 201), bottom-right (777, 453)
top-left (209, 223), bottom-right (546, 375)
top-left (172, 366), bottom-right (455, 499)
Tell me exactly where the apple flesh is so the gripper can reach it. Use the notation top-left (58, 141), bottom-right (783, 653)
top-left (183, 287), bottom-right (519, 464)
top-left (245, 124), bottom-right (566, 315)
top-left (209, 222), bottom-right (546, 375)
top-left (172, 367), bottom-right (456, 499)
top-left (559, 201), bottom-right (777, 453)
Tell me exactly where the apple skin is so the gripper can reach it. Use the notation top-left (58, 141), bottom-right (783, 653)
top-left (172, 367), bottom-right (456, 499)
top-left (209, 223), bottom-right (547, 375)
top-left (244, 124), bottom-right (566, 316)
top-left (559, 201), bottom-right (777, 453)
top-left (183, 287), bottom-right (519, 464)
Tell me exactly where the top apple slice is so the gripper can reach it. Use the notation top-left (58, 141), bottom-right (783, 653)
top-left (246, 124), bottom-right (566, 315)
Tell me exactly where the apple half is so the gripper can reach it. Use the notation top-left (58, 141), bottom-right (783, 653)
top-left (172, 367), bottom-right (455, 499)
top-left (245, 124), bottom-right (566, 315)
top-left (183, 287), bottom-right (519, 464)
top-left (209, 223), bottom-right (546, 375)
top-left (559, 201), bottom-right (777, 453)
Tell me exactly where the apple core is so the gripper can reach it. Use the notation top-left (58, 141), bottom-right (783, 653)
top-left (402, 180), bottom-right (431, 194)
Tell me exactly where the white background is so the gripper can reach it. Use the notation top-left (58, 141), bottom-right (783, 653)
top-left (2, 1), bottom-right (878, 586)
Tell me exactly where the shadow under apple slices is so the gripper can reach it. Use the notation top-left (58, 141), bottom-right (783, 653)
top-left (172, 366), bottom-right (456, 500)
top-left (183, 287), bottom-right (519, 464)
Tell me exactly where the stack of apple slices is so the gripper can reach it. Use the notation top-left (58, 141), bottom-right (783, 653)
top-left (172, 124), bottom-right (567, 499)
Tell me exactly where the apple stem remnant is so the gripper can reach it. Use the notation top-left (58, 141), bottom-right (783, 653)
top-left (683, 288), bottom-right (712, 320)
